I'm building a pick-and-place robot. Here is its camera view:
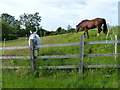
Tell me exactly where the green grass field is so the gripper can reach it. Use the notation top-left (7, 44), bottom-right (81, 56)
top-left (2, 27), bottom-right (119, 88)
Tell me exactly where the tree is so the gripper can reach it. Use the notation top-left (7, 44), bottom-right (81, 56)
top-left (67, 25), bottom-right (72, 30)
top-left (2, 13), bottom-right (18, 40)
top-left (20, 12), bottom-right (41, 35)
top-left (2, 21), bottom-right (18, 40)
top-left (2, 13), bottom-right (16, 27)
top-left (67, 25), bottom-right (76, 33)
top-left (56, 27), bottom-right (62, 34)
top-left (68, 28), bottom-right (75, 33)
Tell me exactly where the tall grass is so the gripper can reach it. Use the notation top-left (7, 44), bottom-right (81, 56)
top-left (2, 69), bottom-right (118, 88)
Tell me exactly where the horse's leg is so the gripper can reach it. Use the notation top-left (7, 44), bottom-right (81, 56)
top-left (84, 29), bottom-right (87, 38)
top-left (34, 46), bottom-right (38, 58)
top-left (37, 48), bottom-right (39, 57)
top-left (84, 31), bottom-right (86, 37)
top-left (85, 29), bottom-right (89, 39)
top-left (97, 27), bottom-right (102, 36)
top-left (87, 31), bottom-right (89, 39)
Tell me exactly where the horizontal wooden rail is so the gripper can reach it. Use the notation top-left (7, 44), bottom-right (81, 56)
top-left (85, 40), bottom-right (120, 45)
top-left (0, 46), bottom-right (29, 50)
top-left (84, 53), bottom-right (120, 57)
top-left (0, 42), bottom-right (79, 50)
top-left (1, 66), bottom-right (30, 69)
top-left (1, 53), bottom-right (120, 59)
top-left (1, 65), bottom-right (120, 69)
top-left (0, 55), bottom-right (79, 59)
top-left (1, 40), bottom-right (120, 50)
top-left (0, 56), bottom-right (30, 59)
top-left (43, 65), bottom-right (120, 69)
top-left (38, 42), bottom-right (80, 48)
top-left (84, 65), bottom-right (120, 68)
top-left (39, 65), bottom-right (78, 69)
top-left (38, 55), bottom-right (79, 59)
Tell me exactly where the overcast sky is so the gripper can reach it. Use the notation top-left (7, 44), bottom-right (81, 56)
top-left (0, 0), bottom-right (119, 31)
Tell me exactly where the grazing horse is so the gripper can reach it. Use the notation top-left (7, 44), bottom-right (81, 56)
top-left (76, 18), bottom-right (108, 38)
top-left (28, 30), bottom-right (42, 57)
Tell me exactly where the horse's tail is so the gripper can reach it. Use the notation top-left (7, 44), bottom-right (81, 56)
top-left (102, 18), bottom-right (108, 34)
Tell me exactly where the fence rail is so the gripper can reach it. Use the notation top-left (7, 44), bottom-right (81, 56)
top-left (85, 40), bottom-right (120, 44)
top-left (0, 46), bottom-right (29, 50)
top-left (1, 40), bottom-right (120, 50)
top-left (1, 53), bottom-right (120, 59)
top-left (1, 65), bottom-right (120, 69)
top-left (84, 53), bottom-right (120, 57)
top-left (1, 56), bottom-right (30, 59)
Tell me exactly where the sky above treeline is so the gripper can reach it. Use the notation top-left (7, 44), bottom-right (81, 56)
top-left (0, 0), bottom-right (119, 31)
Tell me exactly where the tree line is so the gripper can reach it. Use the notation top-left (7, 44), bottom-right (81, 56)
top-left (1, 12), bottom-right (76, 41)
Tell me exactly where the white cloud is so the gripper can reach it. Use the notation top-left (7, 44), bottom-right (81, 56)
top-left (87, 0), bottom-right (119, 2)
top-left (0, 0), bottom-right (119, 30)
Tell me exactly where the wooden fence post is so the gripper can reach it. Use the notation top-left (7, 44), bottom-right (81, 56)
top-left (30, 39), bottom-right (35, 70)
top-left (79, 36), bottom-right (84, 74)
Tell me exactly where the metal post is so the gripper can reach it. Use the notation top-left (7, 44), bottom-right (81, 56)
top-left (79, 36), bottom-right (84, 74)
top-left (30, 39), bottom-right (35, 70)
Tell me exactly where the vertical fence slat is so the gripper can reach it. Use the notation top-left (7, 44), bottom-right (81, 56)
top-left (30, 39), bottom-right (35, 70)
top-left (79, 36), bottom-right (84, 74)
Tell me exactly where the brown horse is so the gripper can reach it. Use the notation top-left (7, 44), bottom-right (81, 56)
top-left (76, 18), bottom-right (108, 38)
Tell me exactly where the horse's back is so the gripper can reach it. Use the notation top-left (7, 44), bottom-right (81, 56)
top-left (36, 35), bottom-right (41, 45)
top-left (80, 18), bottom-right (103, 29)
top-left (93, 18), bottom-right (104, 26)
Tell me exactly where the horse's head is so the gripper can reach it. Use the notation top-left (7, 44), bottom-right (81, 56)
top-left (29, 31), bottom-right (37, 39)
top-left (76, 25), bottom-right (79, 33)
top-left (28, 30), bottom-right (41, 46)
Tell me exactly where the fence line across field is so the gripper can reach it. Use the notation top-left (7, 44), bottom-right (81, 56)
top-left (1, 40), bottom-right (120, 50)
top-left (1, 36), bottom-right (120, 73)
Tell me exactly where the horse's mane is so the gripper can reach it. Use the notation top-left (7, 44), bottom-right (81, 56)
top-left (76, 19), bottom-right (89, 27)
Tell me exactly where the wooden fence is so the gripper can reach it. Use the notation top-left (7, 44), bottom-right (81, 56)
top-left (1, 36), bottom-right (120, 73)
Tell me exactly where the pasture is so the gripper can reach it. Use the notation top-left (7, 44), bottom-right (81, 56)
top-left (1, 27), bottom-right (119, 88)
